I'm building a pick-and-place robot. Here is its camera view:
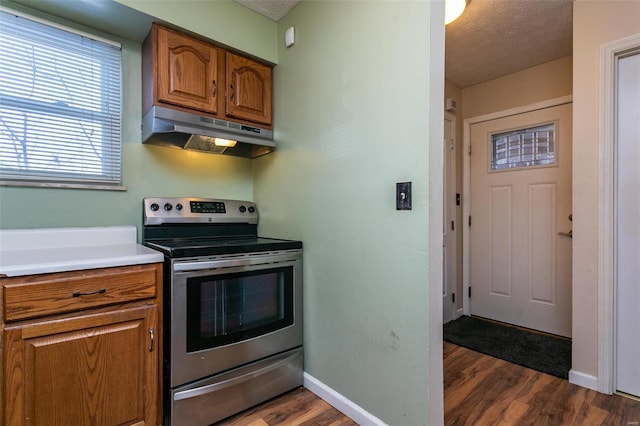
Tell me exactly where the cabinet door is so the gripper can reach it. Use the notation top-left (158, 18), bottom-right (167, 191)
top-left (4, 305), bottom-right (158, 426)
top-left (225, 52), bottom-right (272, 125)
top-left (157, 26), bottom-right (218, 113)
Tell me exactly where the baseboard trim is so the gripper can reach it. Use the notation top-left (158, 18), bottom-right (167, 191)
top-left (303, 372), bottom-right (387, 426)
top-left (569, 369), bottom-right (598, 391)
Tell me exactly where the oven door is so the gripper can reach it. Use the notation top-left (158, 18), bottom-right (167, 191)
top-left (170, 250), bottom-right (302, 387)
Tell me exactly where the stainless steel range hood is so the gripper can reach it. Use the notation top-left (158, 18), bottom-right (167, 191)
top-left (142, 106), bottom-right (275, 158)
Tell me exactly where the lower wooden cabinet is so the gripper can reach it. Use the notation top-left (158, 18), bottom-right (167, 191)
top-left (1, 264), bottom-right (162, 426)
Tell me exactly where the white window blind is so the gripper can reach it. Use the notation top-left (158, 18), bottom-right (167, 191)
top-left (0, 10), bottom-right (123, 188)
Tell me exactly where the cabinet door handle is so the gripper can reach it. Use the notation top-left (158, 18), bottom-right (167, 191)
top-left (230, 83), bottom-right (235, 101)
top-left (72, 288), bottom-right (106, 297)
top-left (148, 327), bottom-right (155, 352)
top-left (212, 80), bottom-right (217, 97)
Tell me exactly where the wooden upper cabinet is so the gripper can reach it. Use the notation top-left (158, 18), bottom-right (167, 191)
top-left (225, 52), bottom-right (273, 125)
top-left (155, 24), bottom-right (218, 114)
top-left (143, 24), bottom-right (274, 127)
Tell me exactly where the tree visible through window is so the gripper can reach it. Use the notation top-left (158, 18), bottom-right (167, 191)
top-left (0, 10), bottom-right (122, 188)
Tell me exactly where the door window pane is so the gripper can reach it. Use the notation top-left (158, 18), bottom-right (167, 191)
top-left (491, 123), bottom-right (556, 171)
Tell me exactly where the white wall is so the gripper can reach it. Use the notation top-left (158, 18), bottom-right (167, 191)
top-left (572, 0), bottom-right (640, 383)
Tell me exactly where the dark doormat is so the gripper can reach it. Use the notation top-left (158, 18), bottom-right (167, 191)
top-left (443, 315), bottom-right (571, 379)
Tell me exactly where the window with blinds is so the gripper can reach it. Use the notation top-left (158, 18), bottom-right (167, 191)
top-left (0, 10), bottom-right (123, 189)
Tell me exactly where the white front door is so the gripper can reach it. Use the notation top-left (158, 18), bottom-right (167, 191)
top-left (469, 103), bottom-right (572, 337)
top-left (443, 114), bottom-right (456, 323)
top-left (615, 50), bottom-right (640, 398)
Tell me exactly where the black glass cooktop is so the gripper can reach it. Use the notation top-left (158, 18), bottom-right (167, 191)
top-left (144, 237), bottom-right (302, 258)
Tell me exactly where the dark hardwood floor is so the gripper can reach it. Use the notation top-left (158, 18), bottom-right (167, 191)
top-left (217, 343), bottom-right (640, 425)
top-left (444, 341), bottom-right (640, 425)
top-left (218, 386), bottom-right (357, 426)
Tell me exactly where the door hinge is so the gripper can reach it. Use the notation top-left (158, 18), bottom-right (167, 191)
top-left (468, 287), bottom-right (471, 298)
top-left (468, 215), bottom-right (472, 227)
top-left (452, 293), bottom-right (455, 303)
top-left (451, 220), bottom-right (455, 231)
top-left (450, 140), bottom-right (455, 150)
top-left (468, 144), bottom-right (472, 156)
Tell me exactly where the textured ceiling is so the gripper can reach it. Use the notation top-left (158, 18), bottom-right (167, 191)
top-left (234, 0), bottom-right (301, 21)
top-left (446, 0), bottom-right (573, 88)
top-left (236, 0), bottom-right (573, 89)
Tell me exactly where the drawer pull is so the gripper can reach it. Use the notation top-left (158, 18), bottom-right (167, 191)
top-left (72, 288), bottom-right (106, 297)
top-left (149, 327), bottom-right (155, 352)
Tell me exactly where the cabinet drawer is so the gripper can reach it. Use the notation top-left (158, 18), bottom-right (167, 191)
top-left (3, 264), bottom-right (160, 322)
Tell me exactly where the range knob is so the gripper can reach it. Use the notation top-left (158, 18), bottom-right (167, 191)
top-left (150, 203), bottom-right (160, 212)
top-left (248, 206), bottom-right (256, 213)
top-left (239, 205), bottom-right (247, 213)
top-left (175, 203), bottom-right (183, 211)
top-left (164, 203), bottom-right (173, 211)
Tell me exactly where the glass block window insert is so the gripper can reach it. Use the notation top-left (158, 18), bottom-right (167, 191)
top-left (491, 123), bottom-right (556, 171)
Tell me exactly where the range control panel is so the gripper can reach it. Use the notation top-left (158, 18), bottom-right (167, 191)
top-left (190, 200), bottom-right (226, 214)
top-left (143, 197), bottom-right (258, 225)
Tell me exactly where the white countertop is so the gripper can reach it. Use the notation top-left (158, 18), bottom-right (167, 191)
top-left (0, 226), bottom-right (164, 277)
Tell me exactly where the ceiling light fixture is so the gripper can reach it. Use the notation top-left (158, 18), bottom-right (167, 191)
top-left (445, 0), bottom-right (468, 25)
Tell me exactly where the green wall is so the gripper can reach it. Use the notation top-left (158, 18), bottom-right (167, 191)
top-left (116, 0), bottom-right (278, 63)
top-left (0, 1), bottom-right (277, 233)
top-left (253, 1), bottom-right (434, 423)
top-left (1, 1), bottom-right (443, 423)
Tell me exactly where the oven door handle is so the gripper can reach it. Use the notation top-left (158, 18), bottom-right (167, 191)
top-left (173, 252), bottom-right (300, 272)
top-left (173, 351), bottom-right (297, 401)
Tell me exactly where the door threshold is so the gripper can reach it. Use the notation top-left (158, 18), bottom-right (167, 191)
top-left (471, 315), bottom-right (572, 342)
top-left (615, 391), bottom-right (640, 402)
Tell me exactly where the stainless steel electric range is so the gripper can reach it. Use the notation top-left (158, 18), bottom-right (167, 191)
top-left (142, 197), bottom-right (303, 426)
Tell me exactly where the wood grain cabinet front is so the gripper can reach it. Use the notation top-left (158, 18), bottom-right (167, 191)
top-left (3, 264), bottom-right (158, 322)
top-left (225, 52), bottom-right (273, 125)
top-left (0, 263), bottom-right (162, 426)
top-left (154, 24), bottom-right (218, 114)
top-left (143, 23), bottom-right (273, 128)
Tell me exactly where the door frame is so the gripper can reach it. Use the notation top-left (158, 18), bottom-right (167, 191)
top-left (597, 33), bottom-right (640, 395)
top-left (461, 95), bottom-right (573, 316)
top-left (443, 111), bottom-right (458, 323)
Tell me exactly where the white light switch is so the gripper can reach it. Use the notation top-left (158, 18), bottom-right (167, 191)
top-left (285, 26), bottom-right (295, 48)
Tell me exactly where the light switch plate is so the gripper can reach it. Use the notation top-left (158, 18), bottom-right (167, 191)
top-left (396, 182), bottom-right (412, 210)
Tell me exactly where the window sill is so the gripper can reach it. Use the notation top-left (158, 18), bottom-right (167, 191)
top-left (0, 180), bottom-right (127, 191)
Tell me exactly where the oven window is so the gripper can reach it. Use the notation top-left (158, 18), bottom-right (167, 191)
top-left (186, 267), bottom-right (294, 352)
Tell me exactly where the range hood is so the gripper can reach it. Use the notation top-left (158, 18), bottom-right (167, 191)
top-left (142, 106), bottom-right (275, 158)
